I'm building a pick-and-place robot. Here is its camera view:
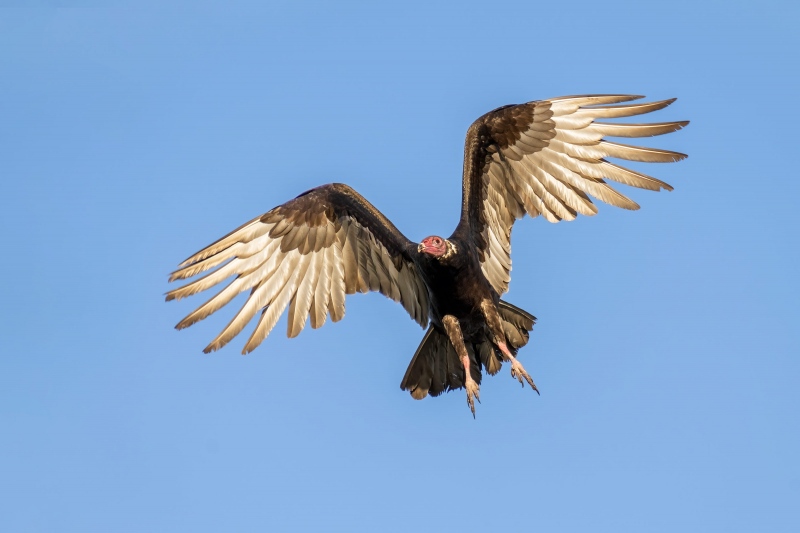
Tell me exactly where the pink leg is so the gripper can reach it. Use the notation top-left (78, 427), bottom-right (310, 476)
top-left (497, 341), bottom-right (538, 393)
top-left (443, 315), bottom-right (480, 417)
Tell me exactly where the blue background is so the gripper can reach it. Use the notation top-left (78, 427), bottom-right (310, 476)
top-left (2, 1), bottom-right (798, 531)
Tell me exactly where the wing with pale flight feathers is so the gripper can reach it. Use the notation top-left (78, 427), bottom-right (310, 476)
top-left (167, 183), bottom-right (429, 354)
top-left (454, 94), bottom-right (688, 295)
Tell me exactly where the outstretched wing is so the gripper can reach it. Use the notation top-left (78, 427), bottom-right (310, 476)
top-left (453, 94), bottom-right (688, 295)
top-left (167, 183), bottom-right (429, 354)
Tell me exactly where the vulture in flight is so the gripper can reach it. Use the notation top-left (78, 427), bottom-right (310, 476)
top-left (167, 94), bottom-right (687, 416)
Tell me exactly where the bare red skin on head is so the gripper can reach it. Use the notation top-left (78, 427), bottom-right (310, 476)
top-left (419, 235), bottom-right (447, 257)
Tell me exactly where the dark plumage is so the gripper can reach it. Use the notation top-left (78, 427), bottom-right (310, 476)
top-left (167, 94), bottom-right (687, 416)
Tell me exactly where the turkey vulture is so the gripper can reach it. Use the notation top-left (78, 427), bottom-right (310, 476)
top-left (167, 94), bottom-right (687, 416)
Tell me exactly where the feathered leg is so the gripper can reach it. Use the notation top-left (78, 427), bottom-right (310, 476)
top-left (480, 299), bottom-right (539, 393)
top-left (442, 315), bottom-right (480, 417)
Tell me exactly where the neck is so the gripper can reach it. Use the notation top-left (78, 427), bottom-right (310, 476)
top-left (441, 240), bottom-right (457, 260)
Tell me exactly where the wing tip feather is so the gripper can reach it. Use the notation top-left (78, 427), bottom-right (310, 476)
top-left (175, 317), bottom-right (193, 330)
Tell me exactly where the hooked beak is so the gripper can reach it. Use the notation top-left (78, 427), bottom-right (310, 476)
top-left (418, 242), bottom-right (436, 255)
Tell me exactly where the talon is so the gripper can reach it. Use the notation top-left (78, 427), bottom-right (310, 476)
top-left (510, 358), bottom-right (538, 393)
top-left (465, 379), bottom-right (480, 417)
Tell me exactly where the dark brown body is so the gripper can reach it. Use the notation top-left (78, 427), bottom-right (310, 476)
top-left (416, 237), bottom-right (497, 339)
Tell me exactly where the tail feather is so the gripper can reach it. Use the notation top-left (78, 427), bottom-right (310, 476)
top-left (400, 300), bottom-right (536, 400)
top-left (400, 327), bottom-right (469, 400)
top-left (477, 340), bottom-right (502, 375)
top-left (497, 300), bottom-right (536, 333)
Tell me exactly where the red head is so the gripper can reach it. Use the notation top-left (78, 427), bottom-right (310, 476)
top-left (418, 235), bottom-right (448, 257)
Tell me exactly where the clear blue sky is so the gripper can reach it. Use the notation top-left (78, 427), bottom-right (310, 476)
top-left (2, 1), bottom-right (798, 531)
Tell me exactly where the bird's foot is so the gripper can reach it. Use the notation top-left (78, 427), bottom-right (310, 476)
top-left (465, 378), bottom-right (480, 418)
top-left (510, 358), bottom-right (539, 394)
